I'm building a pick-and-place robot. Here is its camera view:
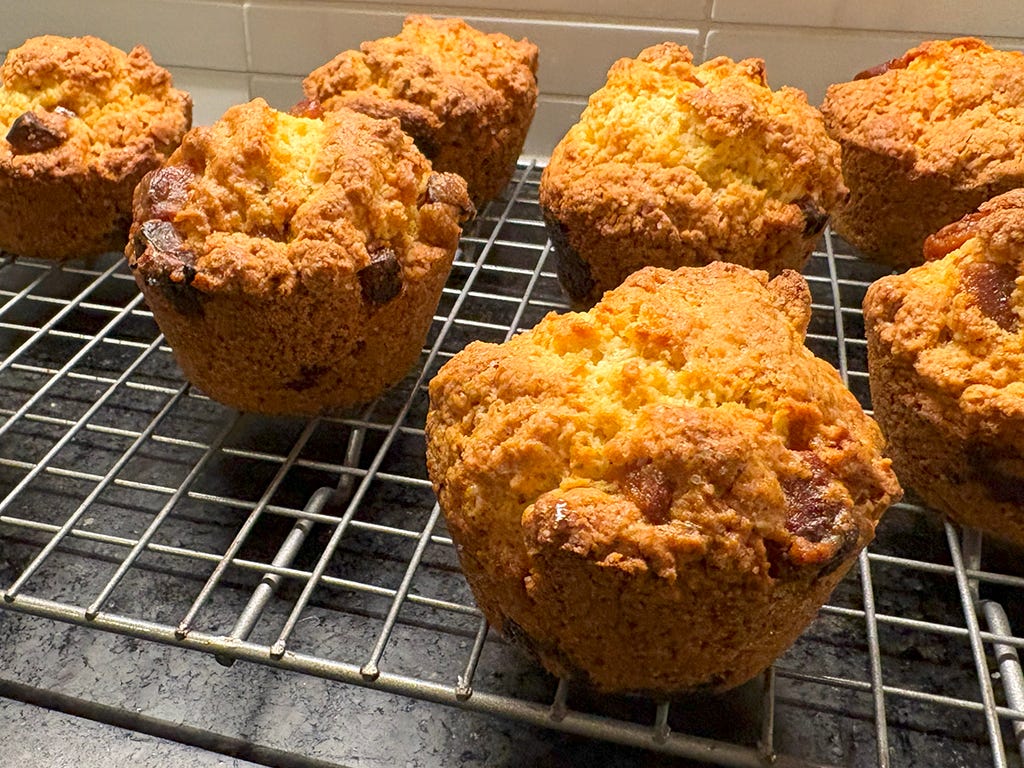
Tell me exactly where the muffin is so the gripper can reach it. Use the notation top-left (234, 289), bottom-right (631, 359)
top-left (822, 37), bottom-right (1024, 268)
top-left (426, 262), bottom-right (900, 694)
top-left (300, 15), bottom-right (538, 207)
top-left (539, 43), bottom-right (846, 308)
top-left (864, 189), bottom-right (1024, 546)
top-left (127, 98), bottom-right (473, 416)
top-left (0, 35), bottom-right (191, 260)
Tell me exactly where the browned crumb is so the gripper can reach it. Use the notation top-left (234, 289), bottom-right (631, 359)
top-left (302, 15), bottom-right (538, 206)
top-left (539, 43), bottom-right (845, 306)
top-left (428, 261), bottom-right (899, 693)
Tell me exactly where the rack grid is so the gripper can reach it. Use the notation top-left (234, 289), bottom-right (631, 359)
top-left (2, 160), bottom-right (1024, 767)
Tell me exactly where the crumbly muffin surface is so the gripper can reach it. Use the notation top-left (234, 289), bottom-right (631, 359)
top-left (0, 35), bottom-right (191, 259)
top-left (132, 99), bottom-right (466, 292)
top-left (539, 43), bottom-right (845, 306)
top-left (302, 15), bottom-right (538, 206)
top-left (554, 45), bottom-right (836, 199)
top-left (0, 35), bottom-right (190, 178)
top-left (823, 38), bottom-right (1024, 184)
top-left (304, 15), bottom-right (537, 116)
top-left (427, 262), bottom-right (899, 692)
top-left (863, 189), bottom-right (1024, 541)
top-left (821, 37), bottom-right (1024, 266)
top-left (128, 98), bottom-right (473, 415)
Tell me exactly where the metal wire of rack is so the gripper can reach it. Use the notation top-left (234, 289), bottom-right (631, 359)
top-left (2, 160), bottom-right (1024, 767)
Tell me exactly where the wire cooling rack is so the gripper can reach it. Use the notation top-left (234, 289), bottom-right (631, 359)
top-left (2, 160), bottom-right (1024, 768)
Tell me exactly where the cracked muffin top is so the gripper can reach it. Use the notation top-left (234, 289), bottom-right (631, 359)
top-left (822, 37), bottom-right (1024, 183)
top-left (0, 35), bottom-right (191, 178)
top-left (865, 188), bottom-right (1024, 400)
top-left (128, 98), bottom-right (473, 297)
top-left (542, 43), bottom-right (845, 219)
top-left (427, 262), bottom-right (900, 581)
top-left (302, 16), bottom-right (537, 120)
top-left (300, 15), bottom-right (538, 205)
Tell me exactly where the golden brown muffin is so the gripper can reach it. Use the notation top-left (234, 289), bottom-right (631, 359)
top-left (539, 43), bottom-right (846, 308)
top-left (426, 262), bottom-right (900, 694)
top-left (822, 37), bottom-right (1024, 268)
top-left (300, 15), bottom-right (538, 208)
top-left (864, 189), bottom-right (1024, 545)
top-left (127, 98), bottom-right (473, 416)
top-left (0, 35), bottom-right (191, 260)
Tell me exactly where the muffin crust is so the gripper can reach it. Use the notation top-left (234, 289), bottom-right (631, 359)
top-left (539, 43), bottom-right (846, 307)
top-left (427, 262), bottom-right (900, 693)
top-left (128, 98), bottom-right (472, 415)
top-left (0, 35), bottom-right (191, 259)
top-left (301, 15), bottom-right (538, 207)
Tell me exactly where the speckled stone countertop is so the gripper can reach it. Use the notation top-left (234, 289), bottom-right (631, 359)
top-left (1, 697), bottom-right (264, 768)
top-left (0, 607), bottom-right (712, 768)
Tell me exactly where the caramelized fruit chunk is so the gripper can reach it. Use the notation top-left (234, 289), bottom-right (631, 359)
top-left (5, 108), bottom-right (72, 153)
top-left (854, 51), bottom-right (915, 81)
top-left (290, 98), bottom-right (323, 119)
top-left (358, 246), bottom-right (402, 305)
top-left (136, 220), bottom-right (188, 261)
top-left (922, 210), bottom-right (987, 261)
top-left (780, 453), bottom-right (844, 541)
top-left (963, 260), bottom-right (1019, 331)
top-left (145, 165), bottom-right (195, 221)
top-left (130, 220), bottom-right (203, 316)
top-left (623, 462), bottom-right (674, 525)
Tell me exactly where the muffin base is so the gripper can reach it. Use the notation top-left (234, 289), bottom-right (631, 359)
top-left (0, 166), bottom-right (139, 260)
top-left (866, 320), bottom-right (1024, 546)
top-left (136, 242), bottom-right (453, 416)
top-left (540, 195), bottom-right (819, 308)
top-left (833, 141), bottom-right (1024, 268)
top-left (453, 526), bottom-right (859, 694)
top-left (434, 117), bottom-right (528, 210)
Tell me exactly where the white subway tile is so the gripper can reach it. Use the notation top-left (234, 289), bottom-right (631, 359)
top-left (245, 5), bottom-right (404, 77)
top-left (314, 0), bottom-right (705, 23)
top-left (523, 96), bottom-right (586, 158)
top-left (245, 4), bottom-right (700, 97)
top-left (482, 20), bottom-right (701, 96)
top-left (249, 74), bottom-right (305, 114)
top-left (1, 0), bottom-right (247, 72)
top-left (167, 67), bottom-right (251, 126)
top-left (712, 0), bottom-right (1024, 40)
top-left (705, 28), bottom-right (929, 106)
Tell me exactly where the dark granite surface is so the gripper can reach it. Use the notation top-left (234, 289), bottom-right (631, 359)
top-left (1, 696), bottom-right (265, 768)
top-left (0, 610), bottom-right (713, 768)
top-left (3, 509), bottom-right (1021, 768)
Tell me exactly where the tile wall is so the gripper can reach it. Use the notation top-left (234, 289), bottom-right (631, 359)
top-left (2, 1), bottom-right (1023, 158)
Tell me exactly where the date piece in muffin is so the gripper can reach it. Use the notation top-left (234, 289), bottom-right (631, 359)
top-left (539, 43), bottom-right (846, 307)
top-left (426, 262), bottom-right (900, 694)
top-left (0, 35), bottom-right (191, 260)
top-left (300, 15), bottom-right (538, 208)
top-left (822, 37), bottom-right (1024, 268)
top-left (864, 189), bottom-right (1024, 545)
top-left (127, 98), bottom-right (473, 416)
